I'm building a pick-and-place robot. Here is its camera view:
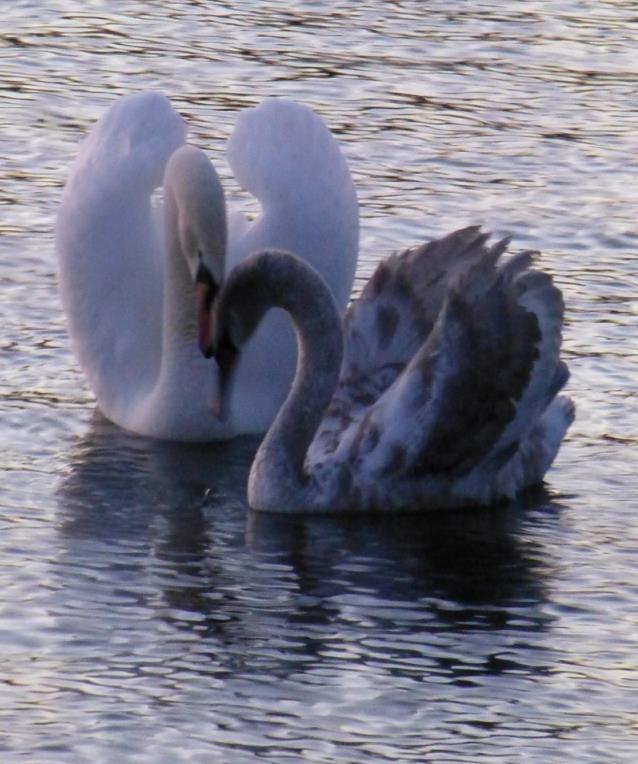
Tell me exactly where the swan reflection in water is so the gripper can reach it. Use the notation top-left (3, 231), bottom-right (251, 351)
top-left (54, 412), bottom-right (560, 682)
top-left (56, 410), bottom-right (255, 542)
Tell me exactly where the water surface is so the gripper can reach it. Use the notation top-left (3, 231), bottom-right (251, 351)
top-left (1, 1), bottom-right (637, 761)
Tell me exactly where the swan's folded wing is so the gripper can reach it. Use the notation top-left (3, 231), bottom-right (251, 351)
top-left (343, 248), bottom-right (569, 481)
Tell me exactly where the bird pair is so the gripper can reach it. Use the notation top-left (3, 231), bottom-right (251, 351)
top-left (56, 92), bottom-right (573, 513)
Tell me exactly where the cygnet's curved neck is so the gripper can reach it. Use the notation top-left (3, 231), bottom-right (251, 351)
top-left (221, 252), bottom-right (343, 510)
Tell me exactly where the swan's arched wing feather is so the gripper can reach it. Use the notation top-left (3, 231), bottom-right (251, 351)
top-left (56, 93), bottom-right (186, 410)
top-left (226, 99), bottom-right (358, 310)
top-left (339, 226), bottom-right (508, 391)
top-left (308, 227), bottom-right (509, 464)
top-left (344, 245), bottom-right (569, 482)
top-left (225, 99), bottom-right (359, 436)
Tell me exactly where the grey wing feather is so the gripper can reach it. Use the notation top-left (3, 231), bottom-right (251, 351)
top-left (307, 226), bottom-right (512, 463)
top-left (342, 225), bottom-right (509, 386)
top-left (343, 239), bottom-right (568, 480)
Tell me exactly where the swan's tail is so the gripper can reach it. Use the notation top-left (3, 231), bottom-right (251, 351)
top-left (538, 394), bottom-right (576, 473)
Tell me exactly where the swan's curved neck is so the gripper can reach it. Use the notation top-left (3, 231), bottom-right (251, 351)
top-left (161, 188), bottom-right (198, 358)
top-left (227, 253), bottom-right (344, 511)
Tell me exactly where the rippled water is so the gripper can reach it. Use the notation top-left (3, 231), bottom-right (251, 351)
top-left (1, 1), bottom-right (637, 761)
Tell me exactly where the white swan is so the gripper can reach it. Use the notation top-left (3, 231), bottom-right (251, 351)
top-left (56, 92), bottom-right (358, 441)
top-left (210, 227), bottom-right (575, 513)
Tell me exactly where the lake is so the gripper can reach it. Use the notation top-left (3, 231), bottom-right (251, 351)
top-left (1, 1), bottom-right (637, 761)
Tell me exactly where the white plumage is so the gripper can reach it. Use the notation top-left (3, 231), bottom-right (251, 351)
top-left (56, 92), bottom-right (358, 441)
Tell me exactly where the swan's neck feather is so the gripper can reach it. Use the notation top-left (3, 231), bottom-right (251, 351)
top-left (127, 185), bottom-right (227, 441)
top-left (161, 188), bottom-right (199, 353)
top-left (223, 253), bottom-right (343, 511)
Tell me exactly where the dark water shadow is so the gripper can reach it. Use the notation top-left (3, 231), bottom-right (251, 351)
top-left (246, 487), bottom-right (558, 620)
top-left (55, 411), bottom-right (258, 635)
top-left (56, 410), bottom-right (256, 539)
top-left (55, 412), bottom-right (561, 681)
top-left (239, 490), bottom-right (563, 684)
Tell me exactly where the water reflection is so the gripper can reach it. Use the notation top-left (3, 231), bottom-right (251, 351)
top-left (55, 412), bottom-right (557, 690)
top-left (248, 494), bottom-right (552, 610)
top-left (57, 410), bottom-right (255, 539)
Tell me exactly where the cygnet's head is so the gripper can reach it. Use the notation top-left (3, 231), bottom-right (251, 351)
top-left (208, 251), bottom-right (296, 419)
top-left (164, 144), bottom-right (227, 356)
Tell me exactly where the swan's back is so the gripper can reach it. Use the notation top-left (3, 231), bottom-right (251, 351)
top-left (309, 227), bottom-right (507, 461)
top-left (308, 228), bottom-right (574, 511)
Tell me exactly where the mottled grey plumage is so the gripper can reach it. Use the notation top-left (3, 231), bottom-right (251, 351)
top-left (310, 227), bottom-right (521, 462)
top-left (212, 229), bottom-right (574, 513)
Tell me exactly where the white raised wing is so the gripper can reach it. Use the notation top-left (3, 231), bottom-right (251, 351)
top-left (224, 99), bottom-right (359, 433)
top-left (56, 93), bottom-right (186, 412)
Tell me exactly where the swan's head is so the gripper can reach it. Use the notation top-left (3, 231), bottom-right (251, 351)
top-left (208, 253), bottom-right (282, 418)
top-left (208, 291), bottom-right (261, 420)
top-left (164, 144), bottom-right (227, 356)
